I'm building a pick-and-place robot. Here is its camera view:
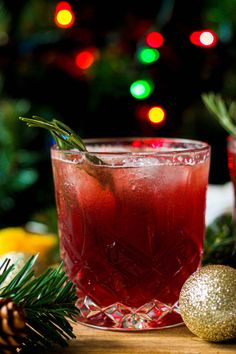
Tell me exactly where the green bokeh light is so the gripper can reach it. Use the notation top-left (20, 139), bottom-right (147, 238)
top-left (137, 47), bottom-right (160, 64)
top-left (130, 80), bottom-right (154, 99)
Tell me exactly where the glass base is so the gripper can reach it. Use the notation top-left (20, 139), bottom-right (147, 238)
top-left (76, 296), bottom-right (183, 331)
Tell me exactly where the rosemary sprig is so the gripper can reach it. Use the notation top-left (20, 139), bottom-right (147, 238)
top-left (201, 92), bottom-right (236, 138)
top-left (0, 255), bottom-right (79, 352)
top-left (19, 115), bottom-right (104, 165)
top-left (19, 115), bottom-right (115, 189)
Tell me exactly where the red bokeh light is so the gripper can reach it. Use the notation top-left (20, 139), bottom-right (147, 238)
top-left (56, 1), bottom-right (71, 12)
top-left (146, 32), bottom-right (164, 48)
top-left (75, 50), bottom-right (95, 69)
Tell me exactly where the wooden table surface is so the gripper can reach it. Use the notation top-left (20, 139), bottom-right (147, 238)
top-left (52, 322), bottom-right (236, 354)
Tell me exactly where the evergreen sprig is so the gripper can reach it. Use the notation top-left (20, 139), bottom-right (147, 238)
top-left (0, 255), bottom-right (79, 352)
top-left (202, 92), bottom-right (236, 267)
top-left (19, 115), bottom-right (115, 189)
top-left (19, 115), bottom-right (86, 151)
top-left (201, 92), bottom-right (236, 138)
top-left (203, 213), bottom-right (236, 268)
top-left (19, 115), bottom-right (104, 165)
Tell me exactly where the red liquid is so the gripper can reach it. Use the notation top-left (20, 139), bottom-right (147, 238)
top-left (228, 138), bottom-right (236, 224)
top-left (51, 142), bottom-right (210, 329)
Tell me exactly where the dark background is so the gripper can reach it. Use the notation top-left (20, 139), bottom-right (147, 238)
top-left (0, 0), bottom-right (236, 229)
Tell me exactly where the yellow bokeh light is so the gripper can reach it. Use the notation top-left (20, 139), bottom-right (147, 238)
top-left (148, 106), bottom-right (166, 124)
top-left (56, 9), bottom-right (74, 28)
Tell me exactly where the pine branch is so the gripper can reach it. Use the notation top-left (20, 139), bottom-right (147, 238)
top-left (201, 92), bottom-right (236, 138)
top-left (203, 213), bottom-right (236, 268)
top-left (0, 258), bottom-right (15, 287)
top-left (0, 255), bottom-right (79, 352)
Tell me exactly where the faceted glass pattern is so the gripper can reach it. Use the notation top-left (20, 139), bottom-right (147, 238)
top-left (77, 296), bottom-right (181, 330)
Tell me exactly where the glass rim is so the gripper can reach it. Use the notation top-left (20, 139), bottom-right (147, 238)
top-left (51, 137), bottom-right (210, 156)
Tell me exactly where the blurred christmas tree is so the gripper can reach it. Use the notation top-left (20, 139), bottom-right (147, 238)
top-left (1, 0), bottom-right (236, 226)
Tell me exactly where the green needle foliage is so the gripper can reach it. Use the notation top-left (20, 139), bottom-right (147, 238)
top-left (202, 92), bottom-right (236, 138)
top-left (202, 92), bottom-right (236, 267)
top-left (19, 115), bottom-right (86, 151)
top-left (203, 213), bottom-right (236, 268)
top-left (19, 115), bottom-right (104, 165)
top-left (19, 115), bottom-right (115, 190)
top-left (0, 255), bottom-right (79, 352)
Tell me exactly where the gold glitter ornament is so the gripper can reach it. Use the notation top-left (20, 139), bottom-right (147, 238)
top-left (179, 264), bottom-right (236, 342)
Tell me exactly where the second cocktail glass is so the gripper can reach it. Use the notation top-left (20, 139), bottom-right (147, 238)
top-left (227, 136), bottom-right (236, 240)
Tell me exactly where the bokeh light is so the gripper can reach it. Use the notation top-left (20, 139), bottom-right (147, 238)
top-left (146, 32), bottom-right (164, 48)
top-left (56, 1), bottom-right (71, 11)
top-left (137, 47), bottom-right (160, 64)
top-left (148, 106), bottom-right (166, 124)
top-left (130, 80), bottom-right (154, 99)
top-left (200, 31), bottom-right (215, 46)
top-left (75, 50), bottom-right (95, 69)
top-left (189, 30), bottom-right (217, 48)
top-left (55, 2), bottom-right (75, 28)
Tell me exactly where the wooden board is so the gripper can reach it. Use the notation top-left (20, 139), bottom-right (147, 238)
top-left (52, 323), bottom-right (236, 354)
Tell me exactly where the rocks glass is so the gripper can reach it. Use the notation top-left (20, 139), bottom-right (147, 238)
top-left (51, 138), bottom-right (210, 330)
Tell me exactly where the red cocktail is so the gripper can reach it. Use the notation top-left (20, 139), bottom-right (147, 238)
top-left (51, 138), bottom-right (210, 330)
top-left (227, 136), bottom-right (236, 227)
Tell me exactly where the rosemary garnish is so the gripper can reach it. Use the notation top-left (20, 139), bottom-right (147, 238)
top-left (19, 115), bottom-right (104, 165)
top-left (201, 92), bottom-right (236, 138)
top-left (19, 116), bottom-right (114, 189)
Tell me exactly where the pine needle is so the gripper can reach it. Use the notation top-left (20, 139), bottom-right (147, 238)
top-left (0, 255), bottom-right (79, 352)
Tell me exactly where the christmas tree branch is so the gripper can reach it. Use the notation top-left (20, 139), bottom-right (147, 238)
top-left (0, 258), bottom-right (15, 287)
top-left (0, 255), bottom-right (79, 352)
